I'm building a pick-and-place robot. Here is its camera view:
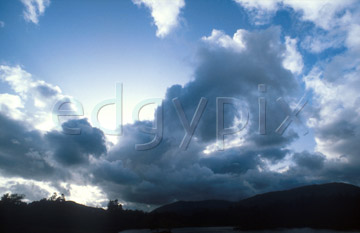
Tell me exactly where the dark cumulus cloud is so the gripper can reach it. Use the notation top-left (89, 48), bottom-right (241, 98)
top-left (46, 119), bottom-right (107, 165)
top-left (90, 27), bottom-right (311, 207)
top-left (0, 114), bottom-right (107, 184)
top-left (0, 113), bottom-right (54, 179)
top-left (293, 151), bottom-right (325, 170)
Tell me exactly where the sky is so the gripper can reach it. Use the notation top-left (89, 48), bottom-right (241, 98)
top-left (0, 0), bottom-right (360, 210)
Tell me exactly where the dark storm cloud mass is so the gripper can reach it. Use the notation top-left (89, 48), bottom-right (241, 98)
top-left (199, 149), bottom-right (261, 175)
top-left (160, 27), bottom-right (300, 145)
top-left (46, 119), bottom-right (107, 165)
top-left (293, 151), bottom-right (325, 170)
top-left (89, 27), bottom-right (314, 207)
top-left (0, 113), bottom-right (54, 179)
top-left (0, 113), bottom-right (107, 182)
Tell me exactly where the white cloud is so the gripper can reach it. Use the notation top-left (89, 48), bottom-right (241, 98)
top-left (282, 36), bottom-right (303, 74)
top-left (346, 24), bottom-right (360, 50)
top-left (202, 29), bottom-right (248, 52)
top-left (305, 62), bottom-right (360, 160)
top-left (234, 0), bottom-right (280, 25)
top-left (0, 21), bottom-right (5, 28)
top-left (282, 0), bottom-right (356, 53)
top-left (0, 93), bottom-right (25, 120)
top-left (234, 0), bottom-right (359, 53)
top-left (235, 0), bottom-right (355, 29)
top-left (234, 0), bottom-right (278, 11)
top-left (203, 29), bottom-right (304, 76)
top-left (0, 65), bottom-right (64, 131)
top-left (301, 32), bottom-right (346, 53)
top-left (0, 65), bottom-right (62, 103)
top-left (21, 0), bottom-right (50, 24)
top-left (281, 0), bottom-right (354, 30)
top-left (133, 0), bottom-right (185, 38)
top-left (0, 65), bottom-right (33, 98)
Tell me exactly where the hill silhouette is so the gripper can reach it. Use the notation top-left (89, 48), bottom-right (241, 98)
top-left (151, 182), bottom-right (360, 230)
top-left (0, 183), bottom-right (360, 232)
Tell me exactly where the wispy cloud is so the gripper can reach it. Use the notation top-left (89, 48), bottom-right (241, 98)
top-left (132, 0), bottom-right (185, 38)
top-left (234, 0), bottom-right (358, 53)
top-left (234, 0), bottom-right (355, 29)
top-left (21, 0), bottom-right (50, 24)
top-left (0, 21), bottom-right (5, 28)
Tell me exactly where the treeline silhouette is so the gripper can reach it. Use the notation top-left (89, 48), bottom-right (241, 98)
top-left (0, 193), bottom-right (148, 233)
top-left (1, 183), bottom-right (360, 233)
